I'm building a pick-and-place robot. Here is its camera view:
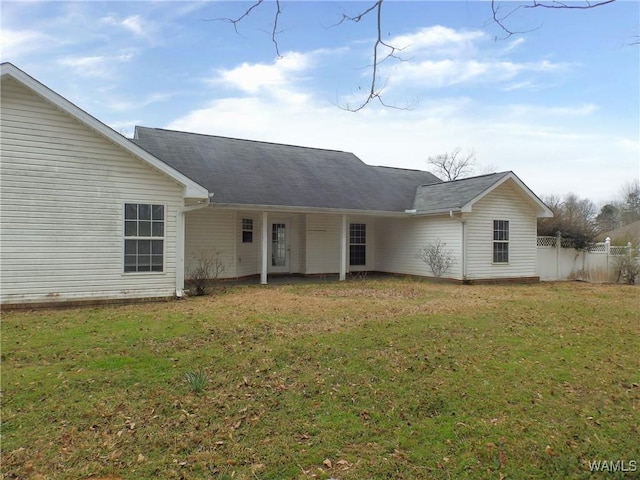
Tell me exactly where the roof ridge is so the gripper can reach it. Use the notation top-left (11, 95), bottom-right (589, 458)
top-left (135, 126), bottom-right (354, 155)
top-left (373, 165), bottom-right (432, 174)
top-left (418, 171), bottom-right (510, 187)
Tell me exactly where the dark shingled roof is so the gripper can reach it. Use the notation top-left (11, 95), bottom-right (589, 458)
top-left (133, 127), bottom-right (441, 212)
top-left (413, 172), bottom-right (512, 214)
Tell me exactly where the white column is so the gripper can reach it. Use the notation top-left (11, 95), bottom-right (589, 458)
top-left (261, 211), bottom-right (268, 284)
top-left (340, 214), bottom-right (347, 281)
top-left (175, 209), bottom-right (186, 297)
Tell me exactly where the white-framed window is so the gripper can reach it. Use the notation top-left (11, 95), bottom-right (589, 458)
top-left (493, 220), bottom-right (509, 263)
top-left (124, 203), bottom-right (164, 273)
top-left (349, 223), bottom-right (366, 266)
top-left (242, 218), bottom-right (253, 243)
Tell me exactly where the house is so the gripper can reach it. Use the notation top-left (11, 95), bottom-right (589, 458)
top-left (1, 63), bottom-right (209, 306)
top-left (0, 63), bottom-right (553, 307)
top-left (598, 220), bottom-right (640, 246)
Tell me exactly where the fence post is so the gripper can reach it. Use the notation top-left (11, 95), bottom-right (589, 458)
top-left (556, 232), bottom-right (562, 280)
top-left (605, 237), bottom-right (611, 281)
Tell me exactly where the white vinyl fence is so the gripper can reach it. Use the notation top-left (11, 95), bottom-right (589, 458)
top-left (536, 235), bottom-right (637, 282)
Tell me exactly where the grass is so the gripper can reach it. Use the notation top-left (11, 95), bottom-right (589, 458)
top-left (2, 279), bottom-right (639, 479)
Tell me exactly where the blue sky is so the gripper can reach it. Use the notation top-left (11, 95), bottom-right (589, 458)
top-left (2, 1), bottom-right (638, 205)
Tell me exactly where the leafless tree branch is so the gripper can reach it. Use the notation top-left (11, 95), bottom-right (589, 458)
top-left (208, 0), bottom-right (282, 58)
top-left (337, 0), bottom-right (414, 112)
top-left (523, 0), bottom-right (616, 10)
top-left (491, 0), bottom-right (617, 38)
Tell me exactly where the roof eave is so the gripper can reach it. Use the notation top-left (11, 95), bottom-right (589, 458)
top-left (210, 202), bottom-right (410, 217)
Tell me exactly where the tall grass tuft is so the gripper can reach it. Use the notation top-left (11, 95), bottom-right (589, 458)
top-left (184, 370), bottom-right (207, 394)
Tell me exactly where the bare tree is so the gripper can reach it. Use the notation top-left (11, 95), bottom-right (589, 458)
top-left (427, 148), bottom-right (476, 181)
top-left (212, 0), bottom-right (621, 111)
top-left (538, 193), bottom-right (599, 249)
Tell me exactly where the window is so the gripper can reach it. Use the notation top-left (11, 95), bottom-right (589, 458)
top-left (349, 223), bottom-right (366, 266)
top-left (124, 203), bottom-right (164, 272)
top-left (493, 220), bottom-right (509, 263)
top-left (242, 218), bottom-right (253, 243)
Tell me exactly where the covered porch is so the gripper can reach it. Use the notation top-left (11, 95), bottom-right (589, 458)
top-left (183, 207), bottom-right (395, 285)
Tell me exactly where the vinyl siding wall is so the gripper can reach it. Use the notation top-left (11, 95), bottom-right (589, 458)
top-left (185, 208), bottom-right (238, 278)
top-left (374, 216), bottom-right (462, 278)
top-left (464, 181), bottom-right (538, 279)
top-left (305, 214), bottom-right (341, 274)
top-left (0, 78), bottom-right (184, 305)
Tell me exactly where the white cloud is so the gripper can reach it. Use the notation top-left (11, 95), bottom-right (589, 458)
top-left (0, 29), bottom-right (57, 59)
top-left (101, 14), bottom-right (154, 40)
top-left (390, 25), bottom-right (485, 54)
top-left (506, 103), bottom-right (599, 117)
top-left (108, 92), bottom-right (175, 112)
top-left (211, 51), bottom-right (318, 94)
top-left (58, 52), bottom-right (134, 78)
top-left (386, 58), bottom-right (563, 90)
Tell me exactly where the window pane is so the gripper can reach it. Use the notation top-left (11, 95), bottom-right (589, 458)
top-left (124, 221), bottom-right (137, 237)
top-left (152, 204), bottom-right (164, 221)
top-left (125, 204), bottom-right (137, 220)
top-left (138, 240), bottom-right (151, 254)
top-left (124, 254), bottom-right (137, 269)
top-left (243, 218), bottom-right (253, 230)
top-left (152, 221), bottom-right (164, 237)
top-left (243, 231), bottom-right (253, 243)
top-left (125, 240), bottom-right (137, 254)
top-left (139, 221), bottom-right (151, 236)
top-left (151, 254), bottom-right (163, 272)
top-left (138, 255), bottom-right (151, 267)
top-left (139, 204), bottom-right (151, 220)
top-left (151, 240), bottom-right (163, 254)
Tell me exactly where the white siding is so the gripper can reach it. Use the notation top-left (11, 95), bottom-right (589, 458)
top-left (464, 181), bottom-right (538, 279)
top-left (185, 208), bottom-right (238, 278)
top-left (305, 214), bottom-right (341, 274)
top-left (375, 216), bottom-right (462, 278)
top-left (0, 78), bottom-right (184, 305)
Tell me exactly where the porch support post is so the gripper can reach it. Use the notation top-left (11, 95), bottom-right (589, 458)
top-left (176, 209), bottom-right (186, 296)
top-left (340, 214), bottom-right (347, 281)
top-left (261, 211), bottom-right (268, 285)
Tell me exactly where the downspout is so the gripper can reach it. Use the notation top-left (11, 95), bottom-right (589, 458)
top-left (450, 211), bottom-right (466, 281)
top-left (176, 195), bottom-right (212, 298)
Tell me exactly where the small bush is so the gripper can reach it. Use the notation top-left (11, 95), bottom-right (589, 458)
top-left (187, 249), bottom-right (225, 296)
top-left (184, 371), bottom-right (207, 394)
top-left (416, 239), bottom-right (456, 277)
top-left (614, 250), bottom-right (639, 285)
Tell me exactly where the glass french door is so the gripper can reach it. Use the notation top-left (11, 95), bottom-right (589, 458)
top-left (270, 222), bottom-right (289, 272)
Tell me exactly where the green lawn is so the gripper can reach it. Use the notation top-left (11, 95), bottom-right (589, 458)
top-left (2, 280), bottom-right (639, 479)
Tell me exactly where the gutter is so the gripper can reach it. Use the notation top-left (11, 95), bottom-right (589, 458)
top-left (449, 211), bottom-right (466, 280)
top-left (175, 195), bottom-right (212, 297)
